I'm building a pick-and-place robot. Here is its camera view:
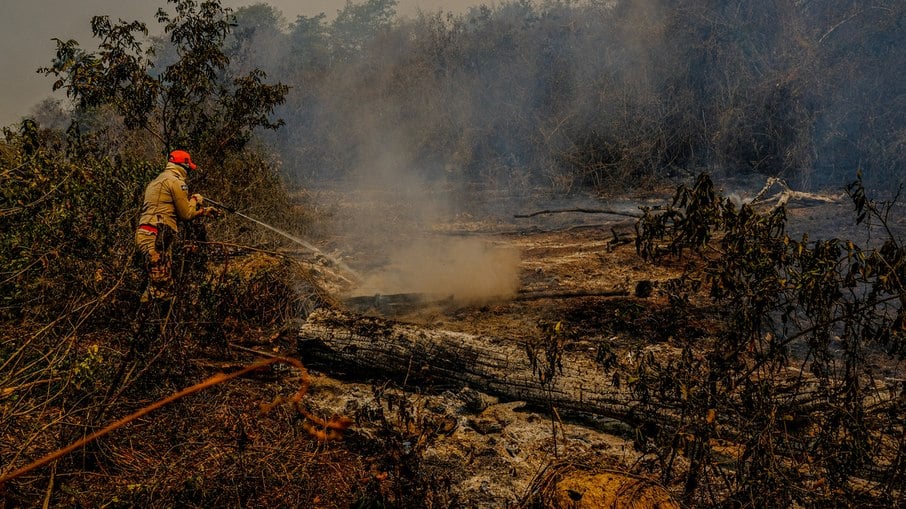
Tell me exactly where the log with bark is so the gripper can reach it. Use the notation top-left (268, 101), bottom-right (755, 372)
top-left (294, 308), bottom-right (902, 484)
top-left (296, 308), bottom-right (669, 429)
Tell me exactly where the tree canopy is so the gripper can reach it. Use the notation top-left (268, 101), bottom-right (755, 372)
top-left (40, 0), bottom-right (288, 160)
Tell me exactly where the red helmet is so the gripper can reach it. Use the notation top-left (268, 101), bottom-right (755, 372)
top-left (168, 150), bottom-right (197, 170)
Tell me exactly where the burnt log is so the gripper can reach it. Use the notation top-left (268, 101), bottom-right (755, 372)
top-left (297, 308), bottom-right (668, 428)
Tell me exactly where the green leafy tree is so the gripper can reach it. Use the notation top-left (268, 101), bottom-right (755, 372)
top-left (287, 13), bottom-right (330, 73)
top-left (330, 0), bottom-right (398, 62)
top-left (40, 0), bottom-right (288, 159)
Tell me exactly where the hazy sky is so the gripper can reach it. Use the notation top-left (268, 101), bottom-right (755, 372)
top-left (0, 0), bottom-right (484, 127)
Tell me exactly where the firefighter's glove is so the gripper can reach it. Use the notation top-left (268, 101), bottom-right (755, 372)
top-left (190, 193), bottom-right (204, 207)
top-left (202, 207), bottom-right (221, 218)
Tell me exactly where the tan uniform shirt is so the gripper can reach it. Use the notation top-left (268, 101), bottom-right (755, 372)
top-left (138, 162), bottom-right (203, 232)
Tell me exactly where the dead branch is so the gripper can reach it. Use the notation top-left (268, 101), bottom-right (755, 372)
top-left (750, 177), bottom-right (845, 208)
top-left (1, 378), bottom-right (61, 398)
top-left (514, 288), bottom-right (629, 301)
top-left (515, 208), bottom-right (642, 219)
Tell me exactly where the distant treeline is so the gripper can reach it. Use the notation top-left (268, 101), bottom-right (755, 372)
top-left (206, 0), bottom-right (903, 191)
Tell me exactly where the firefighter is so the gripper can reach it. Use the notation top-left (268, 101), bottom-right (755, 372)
top-left (135, 150), bottom-right (217, 301)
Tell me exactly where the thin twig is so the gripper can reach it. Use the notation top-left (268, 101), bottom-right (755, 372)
top-left (228, 343), bottom-right (282, 358)
top-left (41, 462), bottom-right (55, 509)
top-left (1, 378), bottom-right (62, 398)
top-left (0, 170), bottom-right (76, 218)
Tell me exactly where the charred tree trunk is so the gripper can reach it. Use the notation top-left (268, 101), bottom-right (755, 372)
top-left (296, 308), bottom-right (668, 428)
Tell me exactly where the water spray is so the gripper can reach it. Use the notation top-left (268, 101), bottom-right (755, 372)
top-left (205, 197), bottom-right (361, 282)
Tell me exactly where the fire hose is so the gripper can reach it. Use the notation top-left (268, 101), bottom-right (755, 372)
top-left (204, 197), bottom-right (361, 282)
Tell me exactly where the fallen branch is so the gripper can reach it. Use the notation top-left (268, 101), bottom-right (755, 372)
top-left (750, 177), bottom-right (845, 208)
top-left (515, 208), bottom-right (642, 219)
top-left (514, 288), bottom-right (629, 301)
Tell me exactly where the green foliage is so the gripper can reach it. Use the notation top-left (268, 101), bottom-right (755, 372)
top-left (0, 120), bottom-right (154, 320)
top-left (71, 343), bottom-right (105, 390)
top-left (283, 13), bottom-right (330, 75)
top-left (330, 0), bottom-right (398, 61)
top-left (0, 91), bottom-right (307, 509)
top-left (43, 20), bottom-right (157, 131)
top-left (40, 0), bottom-right (288, 158)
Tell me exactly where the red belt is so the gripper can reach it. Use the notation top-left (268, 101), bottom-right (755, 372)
top-left (138, 224), bottom-right (159, 234)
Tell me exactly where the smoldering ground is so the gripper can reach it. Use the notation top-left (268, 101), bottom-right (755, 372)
top-left (316, 136), bottom-right (522, 303)
top-left (354, 235), bottom-right (520, 301)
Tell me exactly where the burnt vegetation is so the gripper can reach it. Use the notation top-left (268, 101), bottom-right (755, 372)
top-left (2, 0), bottom-right (905, 507)
top-left (634, 173), bottom-right (906, 506)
